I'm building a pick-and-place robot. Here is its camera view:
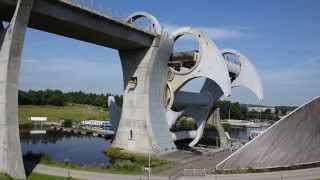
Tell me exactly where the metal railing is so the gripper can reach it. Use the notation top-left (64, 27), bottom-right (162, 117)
top-left (61, 0), bottom-right (163, 35)
top-left (69, 0), bottom-right (126, 21)
top-left (169, 168), bottom-right (207, 180)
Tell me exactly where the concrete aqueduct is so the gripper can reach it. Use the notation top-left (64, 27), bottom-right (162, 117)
top-left (0, 0), bottom-right (263, 178)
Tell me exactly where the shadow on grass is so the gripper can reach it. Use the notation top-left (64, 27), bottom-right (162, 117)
top-left (23, 152), bottom-right (43, 177)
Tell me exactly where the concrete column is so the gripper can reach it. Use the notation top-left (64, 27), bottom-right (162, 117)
top-left (209, 108), bottom-right (228, 148)
top-left (112, 34), bottom-right (177, 154)
top-left (0, 0), bottom-right (33, 179)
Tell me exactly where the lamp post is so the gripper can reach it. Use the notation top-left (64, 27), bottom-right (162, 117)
top-left (147, 145), bottom-right (160, 180)
top-left (148, 151), bottom-right (151, 180)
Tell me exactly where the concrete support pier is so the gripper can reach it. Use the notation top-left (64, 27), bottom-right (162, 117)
top-left (111, 12), bottom-right (177, 154)
top-left (112, 34), bottom-right (177, 154)
top-left (0, 0), bottom-right (33, 178)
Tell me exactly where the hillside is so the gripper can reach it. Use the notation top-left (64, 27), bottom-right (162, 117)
top-left (19, 103), bottom-right (109, 124)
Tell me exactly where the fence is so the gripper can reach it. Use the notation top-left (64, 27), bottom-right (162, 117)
top-left (169, 168), bottom-right (207, 180)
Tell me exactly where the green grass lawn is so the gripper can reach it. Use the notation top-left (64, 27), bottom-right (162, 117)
top-left (19, 104), bottom-right (109, 124)
top-left (0, 172), bottom-right (75, 180)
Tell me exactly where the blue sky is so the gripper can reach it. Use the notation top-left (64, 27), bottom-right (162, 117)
top-left (19, 0), bottom-right (320, 106)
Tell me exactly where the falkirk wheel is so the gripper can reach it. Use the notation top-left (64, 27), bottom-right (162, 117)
top-left (0, 1), bottom-right (264, 178)
top-left (108, 12), bottom-right (263, 154)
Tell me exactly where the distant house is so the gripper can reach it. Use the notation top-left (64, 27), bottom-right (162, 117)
top-left (29, 117), bottom-right (47, 122)
top-left (247, 106), bottom-right (276, 113)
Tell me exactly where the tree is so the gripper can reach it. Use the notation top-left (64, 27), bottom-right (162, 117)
top-left (216, 101), bottom-right (246, 120)
top-left (18, 89), bottom-right (121, 108)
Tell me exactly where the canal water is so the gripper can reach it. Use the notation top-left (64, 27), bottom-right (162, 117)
top-left (20, 131), bottom-right (111, 165)
top-left (228, 126), bottom-right (268, 140)
top-left (20, 127), bottom-right (268, 166)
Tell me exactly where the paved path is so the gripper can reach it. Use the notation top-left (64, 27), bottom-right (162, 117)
top-left (159, 149), bottom-right (231, 176)
top-left (28, 163), bottom-right (320, 180)
top-left (180, 167), bottom-right (320, 180)
top-left (29, 164), bottom-right (167, 180)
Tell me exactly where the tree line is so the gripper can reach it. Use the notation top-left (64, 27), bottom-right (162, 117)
top-left (18, 89), bottom-right (123, 108)
top-left (18, 89), bottom-right (295, 121)
top-left (216, 101), bottom-right (287, 121)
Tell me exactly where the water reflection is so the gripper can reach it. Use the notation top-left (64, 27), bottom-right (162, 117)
top-left (20, 131), bottom-right (111, 165)
top-left (228, 127), bottom-right (267, 141)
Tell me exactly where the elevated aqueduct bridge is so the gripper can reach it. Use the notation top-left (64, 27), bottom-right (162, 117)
top-left (0, 0), bottom-right (263, 178)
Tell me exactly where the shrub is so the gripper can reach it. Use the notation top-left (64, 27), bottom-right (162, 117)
top-left (105, 148), bottom-right (171, 168)
top-left (176, 116), bottom-right (197, 131)
top-left (63, 119), bottom-right (73, 128)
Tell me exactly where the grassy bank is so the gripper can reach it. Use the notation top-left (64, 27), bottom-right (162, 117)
top-left (0, 172), bottom-right (75, 180)
top-left (105, 147), bottom-right (174, 174)
top-left (19, 104), bottom-right (109, 124)
top-left (24, 149), bottom-right (174, 175)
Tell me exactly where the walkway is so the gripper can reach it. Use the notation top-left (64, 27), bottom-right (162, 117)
top-left (28, 163), bottom-right (320, 180)
top-left (159, 148), bottom-right (231, 176)
top-left (180, 167), bottom-right (320, 180)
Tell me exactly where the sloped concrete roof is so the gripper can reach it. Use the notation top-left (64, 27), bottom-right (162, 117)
top-left (217, 96), bottom-right (320, 170)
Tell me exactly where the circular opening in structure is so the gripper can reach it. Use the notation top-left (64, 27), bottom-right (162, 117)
top-left (171, 115), bottom-right (197, 132)
top-left (223, 52), bottom-right (240, 65)
top-left (179, 77), bottom-right (206, 93)
top-left (222, 52), bottom-right (241, 81)
top-left (168, 34), bottom-right (200, 75)
top-left (170, 77), bottom-right (206, 112)
top-left (130, 17), bottom-right (155, 32)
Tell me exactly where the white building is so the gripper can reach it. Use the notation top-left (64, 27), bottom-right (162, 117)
top-left (248, 106), bottom-right (276, 113)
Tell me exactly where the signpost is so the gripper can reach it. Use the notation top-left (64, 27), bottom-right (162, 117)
top-left (144, 145), bottom-right (160, 180)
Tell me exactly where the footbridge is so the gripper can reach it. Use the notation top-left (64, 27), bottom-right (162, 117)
top-left (0, 0), bottom-right (263, 178)
top-left (0, 0), bottom-right (155, 49)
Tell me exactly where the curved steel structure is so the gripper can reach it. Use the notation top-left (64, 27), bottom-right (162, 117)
top-left (110, 20), bottom-right (263, 151)
top-left (126, 11), bottom-right (162, 35)
top-left (222, 49), bottom-right (263, 100)
top-left (163, 27), bottom-right (263, 147)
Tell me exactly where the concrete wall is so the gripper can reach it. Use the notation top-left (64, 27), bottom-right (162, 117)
top-left (217, 96), bottom-right (320, 170)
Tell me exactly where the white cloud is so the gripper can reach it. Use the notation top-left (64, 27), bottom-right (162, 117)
top-left (22, 59), bottom-right (40, 63)
top-left (163, 23), bottom-right (244, 40)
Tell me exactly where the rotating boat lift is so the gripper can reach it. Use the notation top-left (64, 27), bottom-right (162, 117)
top-left (0, 1), bottom-right (263, 178)
top-left (109, 12), bottom-right (263, 154)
